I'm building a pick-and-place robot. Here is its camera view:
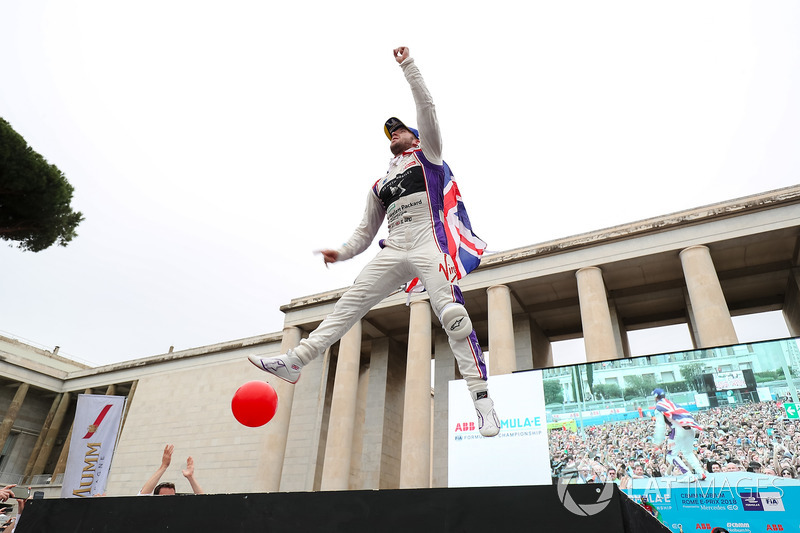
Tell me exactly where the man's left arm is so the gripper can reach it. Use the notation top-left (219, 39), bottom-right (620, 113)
top-left (394, 47), bottom-right (443, 165)
top-left (182, 456), bottom-right (204, 495)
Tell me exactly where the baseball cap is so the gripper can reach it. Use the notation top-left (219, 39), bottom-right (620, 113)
top-left (384, 117), bottom-right (419, 139)
top-left (652, 388), bottom-right (666, 397)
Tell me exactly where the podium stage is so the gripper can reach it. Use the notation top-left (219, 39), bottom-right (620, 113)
top-left (15, 484), bottom-right (667, 533)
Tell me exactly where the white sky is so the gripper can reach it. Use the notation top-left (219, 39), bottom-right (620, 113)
top-left (1, 1), bottom-right (798, 367)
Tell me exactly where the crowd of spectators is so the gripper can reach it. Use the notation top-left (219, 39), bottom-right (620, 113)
top-left (549, 400), bottom-right (800, 486)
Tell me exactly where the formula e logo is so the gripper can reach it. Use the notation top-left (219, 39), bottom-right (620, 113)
top-left (555, 475), bottom-right (615, 516)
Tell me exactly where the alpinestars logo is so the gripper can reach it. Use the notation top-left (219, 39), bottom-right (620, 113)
top-left (556, 475), bottom-right (615, 516)
top-left (450, 318), bottom-right (464, 331)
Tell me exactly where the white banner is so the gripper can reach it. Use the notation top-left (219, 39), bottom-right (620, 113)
top-left (60, 394), bottom-right (126, 498)
top-left (448, 371), bottom-right (552, 487)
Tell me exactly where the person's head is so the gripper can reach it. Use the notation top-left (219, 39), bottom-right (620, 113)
top-left (723, 462), bottom-right (740, 472)
top-left (154, 482), bottom-right (176, 495)
top-left (633, 463), bottom-right (644, 476)
top-left (652, 388), bottom-right (666, 400)
top-left (384, 117), bottom-right (419, 155)
top-left (710, 462), bottom-right (722, 473)
top-left (607, 468), bottom-right (617, 480)
top-left (781, 467), bottom-right (795, 479)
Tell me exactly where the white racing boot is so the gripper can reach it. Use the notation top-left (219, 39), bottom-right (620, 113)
top-left (472, 390), bottom-right (500, 437)
top-left (248, 350), bottom-right (304, 384)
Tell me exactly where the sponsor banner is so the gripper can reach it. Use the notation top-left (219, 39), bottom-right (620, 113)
top-left (624, 473), bottom-right (800, 533)
top-left (551, 407), bottom-right (625, 422)
top-left (448, 371), bottom-right (551, 487)
top-left (60, 394), bottom-right (126, 498)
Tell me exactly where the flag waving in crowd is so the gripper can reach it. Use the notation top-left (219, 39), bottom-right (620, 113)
top-left (655, 395), bottom-right (703, 431)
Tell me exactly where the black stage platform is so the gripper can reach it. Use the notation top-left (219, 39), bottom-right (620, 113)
top-left (15, 484), bottom-right (668, 533)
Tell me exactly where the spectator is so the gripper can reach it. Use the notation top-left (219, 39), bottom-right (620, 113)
top-left (139, 444), bottom-right (204, 495)
top-left (631, 462), bottom-right (649, 479)
top-left (0, 487), bottom-right (13, 504)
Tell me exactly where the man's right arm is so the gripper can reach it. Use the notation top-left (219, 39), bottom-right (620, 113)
top-left (139, 444), bottom-right (173, 495)
top-left (322, 191), bottom-right (385, 264)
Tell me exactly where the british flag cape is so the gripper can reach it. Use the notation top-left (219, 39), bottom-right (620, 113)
top-left (403, 161), bottom-right (487, 294)
top-left (655, 398), bottom-right (703, 431)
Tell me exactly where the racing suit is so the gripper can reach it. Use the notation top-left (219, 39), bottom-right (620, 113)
top-left (289, 57), bottom-right (488, 394)
top-left (653, 398), bottom-right (705, 476)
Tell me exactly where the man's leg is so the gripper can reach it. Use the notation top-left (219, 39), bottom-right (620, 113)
top-left (413, 245), bottom-right (499, 437)
top-left (250, 247), bottom-right (412, 382)
top-left (674, 428), bottom-right (706, 478)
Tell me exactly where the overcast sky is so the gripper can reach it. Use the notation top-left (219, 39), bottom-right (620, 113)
top-left (1, 1), bottom-right (798, 367)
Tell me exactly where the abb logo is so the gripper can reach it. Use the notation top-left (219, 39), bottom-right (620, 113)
top-left (454, 422), bottom-right (475, 432)
top-left (695, 525), bottom-right (712, 530)
top-left (766, 526), bottom-right (783, 531)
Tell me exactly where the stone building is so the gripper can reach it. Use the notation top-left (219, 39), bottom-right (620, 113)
top-left (1, 185), bottom-right (799, 497)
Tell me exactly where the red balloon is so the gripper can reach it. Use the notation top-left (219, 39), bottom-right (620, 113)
top-left (231, 381), bottom-right (279, 427)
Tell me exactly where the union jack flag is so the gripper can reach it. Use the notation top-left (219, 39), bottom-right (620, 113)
top-left (404, 162), bottom-right (487, 294)
top-left (655, 398), bottom-right (703, 431)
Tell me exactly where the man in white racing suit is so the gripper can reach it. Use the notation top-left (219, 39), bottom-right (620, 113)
top-left (652, 388), bottom-right (706, 482)
top-left (249, 46), bottom-right (500, 437)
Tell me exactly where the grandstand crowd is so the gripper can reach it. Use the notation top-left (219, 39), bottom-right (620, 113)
top-left (549, 400), bottom-right (800, 486)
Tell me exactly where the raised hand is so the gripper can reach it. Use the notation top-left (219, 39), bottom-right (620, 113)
top-left (393, 46), bottom-right (410, 64)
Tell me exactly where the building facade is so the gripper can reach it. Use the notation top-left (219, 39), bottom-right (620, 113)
top-left (1, 185), bottom-right (800, 496)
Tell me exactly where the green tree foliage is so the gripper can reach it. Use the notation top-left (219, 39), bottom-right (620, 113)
top-left (0, 117), bottom-right (84, 252)
top-left (679, 362), bottom-right (705, 392)
top-left (592, 382), bottom-right (623, 400)
top-left (623, 374), bottom-right (658, 399)
top-left (543, 379), bottom-right (564, 405)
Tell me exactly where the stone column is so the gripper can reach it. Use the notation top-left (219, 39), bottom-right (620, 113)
top-left (432, 331), bottom-right (455, 488)
top-left (320, 321), bottom-right (362, 491)
top-left (529, 318), bottom-right (554, 369)
top-left (576, 266), bottom-right (619, 362)
top-left (23, 394), bottom-right (62, 482)
top-left (256, 326), bottom-right (302, 492)
top-left (399, 300), bottom-right (432, 489)
top-left (31, 392), bottom-right (72, 477)
top-left (0, 383), bottom-right (29, 453)
top-left (121, 380), bottom-right (138, 430)
top-left (680, 245), bottom-right (738, 347)
top-left (487, 285), bottom-right (517, 376)
top-left (782, 268), bottom-right (800, 336)
top-left (280, 346), bottom-right (332, 492)
top-left (360, 337), bottom-right (404, 490)
top-left (54, 388), bottom-right (94, 478)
